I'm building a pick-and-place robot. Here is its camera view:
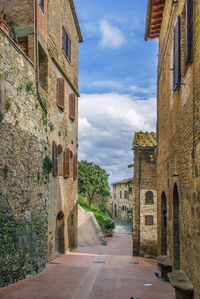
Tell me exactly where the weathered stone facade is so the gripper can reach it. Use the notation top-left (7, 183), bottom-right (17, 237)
top-left (132, 132), bottom-right (157, 256)
top-left (111, 178), bottom-right (133, 220)
top-left (145, 0), bottom-right (200, 297)
top-left (0, 0), bottom-right (82, 286)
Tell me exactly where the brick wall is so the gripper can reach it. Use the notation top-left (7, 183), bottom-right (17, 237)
top-left (133, 148), bottom-right (157, 255)
top-left (157, 0), bottom-right (200, 297)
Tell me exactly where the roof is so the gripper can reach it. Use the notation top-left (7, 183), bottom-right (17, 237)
top-left (112, 178), bottom-right (133, 185)
top-left (69, 0), bottom-right (83, 43)
top-left (145, 0), bottom-right (165, 41)
top-left (133, 131), bottom-right (157, 148)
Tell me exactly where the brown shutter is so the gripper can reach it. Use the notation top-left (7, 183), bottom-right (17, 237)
top-left (69, 93), bottom-right (75, 120)
top-left (53, 141), bottom-right (58, 176)
top-left (63, 148), bottom-right (70, 178)
top-left (145, 215), bottom-right (154, 225)
top-left (57, 78), bottom-right (65, 109)
top-left (73, 154), bottom-right (78, 180)
top-left (173, 16), bottom-right (181, 91)
top-left (186, 0), bottom-right (193, 64)
top-left (76, 154), bottom-right (78, 180)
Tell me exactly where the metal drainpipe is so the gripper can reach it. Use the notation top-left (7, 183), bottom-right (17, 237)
top-left (137, 151), bottom-right (141, 256)
top-left (34, 0), bottom-right (47, 114)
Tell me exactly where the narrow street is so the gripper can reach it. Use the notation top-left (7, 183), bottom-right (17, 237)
top-left (0, 221), bottom-right (175, 299)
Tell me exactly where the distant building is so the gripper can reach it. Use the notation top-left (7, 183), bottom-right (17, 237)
top-left (132, 132), bottom-right (157, 255)
top-left (111, 178), bottom-right (133, 220)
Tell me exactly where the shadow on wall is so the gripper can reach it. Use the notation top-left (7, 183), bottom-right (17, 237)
top-left (67, 203), bottom-right (78, 250)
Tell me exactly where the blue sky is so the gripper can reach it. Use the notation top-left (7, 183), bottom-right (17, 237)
top-left (74, 0), bottom-right (158, 185)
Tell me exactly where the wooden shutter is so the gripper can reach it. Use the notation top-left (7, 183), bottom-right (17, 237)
top-left (145, 215), bottom-right (154, 225)
top-left (52, 141), bottom-right (58, 176)
top-left (186, 0), bottom-right (193, 64)
top-left (62, 26), bottom-right (67, 53)
top-left (73, 154), bottom-right (78, 180)
top-left (69, 93), bottom-right (75, 120)
top-left (173, 16), bottom-right (181, 91)
top-left (63, 148), bottom-right (70, 178)
top-left (57, 78), bottom-right (65, 109)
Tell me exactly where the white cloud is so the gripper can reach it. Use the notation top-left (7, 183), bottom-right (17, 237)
top-left (99, 19), bottom-right (126, 49)
top-left (78, 93), bottom-right (156, 184)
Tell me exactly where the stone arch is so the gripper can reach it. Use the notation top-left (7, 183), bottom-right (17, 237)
top-left (161, 191), bottom-right (167, 255)
top-left (57, 145), bottom-right (63, 176)
top-left (173, 183), bottom-right (180, 269)
top-left (55, 211), bottom-right (65, 254)
top-left (145, 191), bottom-right (154, 204)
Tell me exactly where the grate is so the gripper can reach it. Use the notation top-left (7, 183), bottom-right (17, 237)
top-left (93, 261), bottom-right (105, 264)
top-left (129, 262), bottom-right (139, 265)
top-left (49, 262), bottom-right (61, 265)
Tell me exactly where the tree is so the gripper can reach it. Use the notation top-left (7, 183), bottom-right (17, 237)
top-left (78, 160), bottom-right (111, 208)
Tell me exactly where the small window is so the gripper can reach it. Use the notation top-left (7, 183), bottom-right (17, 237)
top-left (145, 215), bottom-right (154, 225)
top-left (120, 191), bottom-right (122, 199)
top-left (124, 191), bottom-right (129, 199)
top-left (40, 0), bottom-right (44, 13)
top-left (185, 0), bottom-right (193, 64)
top-left (62, 26), bottom-right (71, 62)
top-left (52, 141), bottom-right (58, 176)
top-left (114, 193), bottom-right (116, 199)
top-left (145, 191), bottom-right (154, 204)
top-left (129, 187), bottom-right (132, 194)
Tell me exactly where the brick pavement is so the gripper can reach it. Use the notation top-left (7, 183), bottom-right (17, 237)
top-left (0, 234), bottom-right (175, 299)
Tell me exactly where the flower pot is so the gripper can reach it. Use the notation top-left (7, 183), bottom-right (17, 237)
top-left (0, 20), bottom-right (10, 35)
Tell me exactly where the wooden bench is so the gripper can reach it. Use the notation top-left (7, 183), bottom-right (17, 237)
top-left (168, 270), bottom-right (193, 299)
top-left (156, 255), bottom-right (172, 281)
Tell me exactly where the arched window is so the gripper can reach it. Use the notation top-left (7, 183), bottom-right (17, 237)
top-left (145, 191), bottom-right (154, 204)
top-left (57, 145), bottom-right (63, 176)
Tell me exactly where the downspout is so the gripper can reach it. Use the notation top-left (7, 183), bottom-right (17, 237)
top-left (137, 151), bottom-right (141, 256)
top-left (35, 0), bottom-right (47, 114)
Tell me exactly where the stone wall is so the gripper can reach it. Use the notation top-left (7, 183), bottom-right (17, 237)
top-left (133, 148), bottom-right (157, 255)
top-left (157, 0), bottom-right (200, 297)
top-left (0, 30), bottom-right (48, 286)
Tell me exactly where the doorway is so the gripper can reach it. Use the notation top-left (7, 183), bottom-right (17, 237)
top-left (55, 211), bottom-right (65, 254)
top-left (161, 192), bottom-right (167, 255)
top-left (173, 184), bottom-right (180, 269)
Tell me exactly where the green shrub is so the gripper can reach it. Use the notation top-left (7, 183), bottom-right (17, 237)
top-left (25, 81), bottom-right (34, 92)
top-left (43, 156), bottom-right (54, 174)
top-left (5, 100), bottom-right (11, 111)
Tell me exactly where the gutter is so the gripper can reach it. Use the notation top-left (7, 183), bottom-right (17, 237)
top-left (145, 0), bottom-right (153, 41)
top-left (35, 0), bottom-right (47, 114)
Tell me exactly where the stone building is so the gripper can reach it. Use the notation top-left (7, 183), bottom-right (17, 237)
top-left (0, 0), bottom-right (82, 286)
top-left (111, 178), bottom-right (133, 219)
top-left (145, 0), bottom-right (200, 297)
top-left (132, 132), bottom-right (157, 256)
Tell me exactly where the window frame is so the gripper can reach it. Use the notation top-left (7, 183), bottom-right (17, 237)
top-left (62, 26), bottom-right (71, 62)
top-left (40, 0), bottom-right (44, 13)
top-left (145, 191), bottom-right (154, 205)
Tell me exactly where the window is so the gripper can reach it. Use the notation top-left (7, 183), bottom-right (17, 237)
top-left (63, 148), bottom-right (70, 179)
top-left (62, 26), bottom-right (71, 62)
top-left (40, 0), bottom-right (44, 13)
top-left (185, 0), bottom-right (193, 64)
top-left (73, 154), bottom-right (78, 180)
top-left (129, 187), bottom-right (132, 194)
top-left (52, 141), bottom-right (58, 176)
top-left (114, 193), bottom-right (116, 200)
top-left (173, 16), bottom-right (181, 91)
top-left (69, 93), bottom-right (76, 120)
top-left (145, 215), bottom-right (154, 225)
top-left (57, 78), bottom-right (65, 109)
top-left (124, 191), bottom-right (129, 199)
top-left (57, 145), bottom-right (63, 176)
top-left (120, 191), bottom-right (122, 199)
top-left (145, 191), bottom-right (154, 204)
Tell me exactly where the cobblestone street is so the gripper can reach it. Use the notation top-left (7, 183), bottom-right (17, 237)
top-left (0, 230), bottom-right (175, 299)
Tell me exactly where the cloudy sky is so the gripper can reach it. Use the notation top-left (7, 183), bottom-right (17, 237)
top-left (74, 0), bottom-right (158, 185)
